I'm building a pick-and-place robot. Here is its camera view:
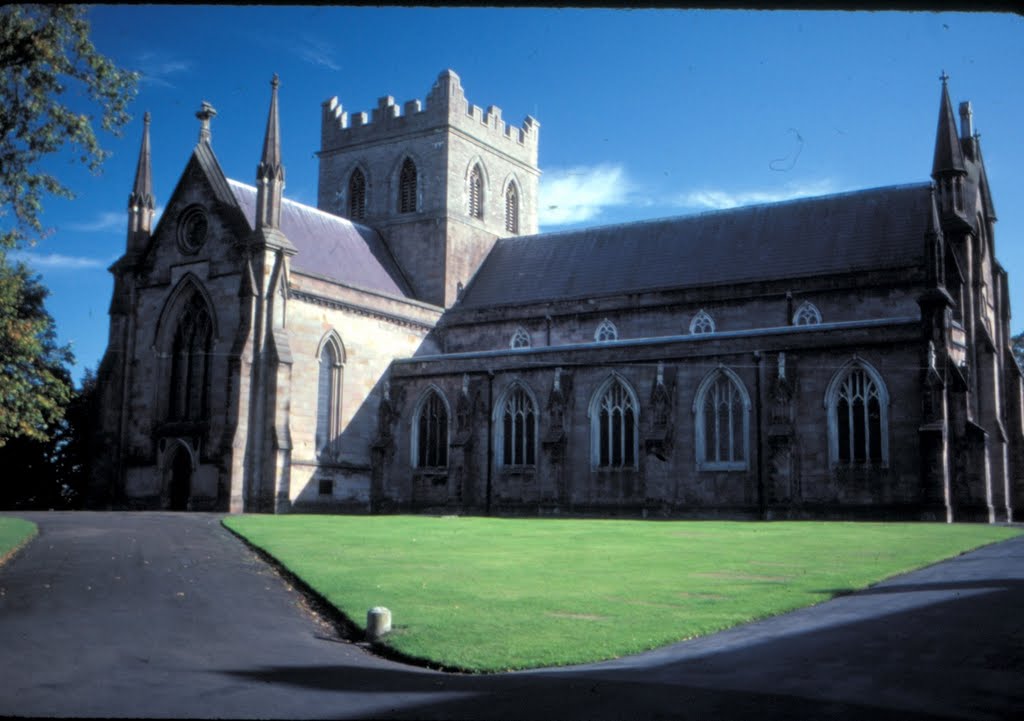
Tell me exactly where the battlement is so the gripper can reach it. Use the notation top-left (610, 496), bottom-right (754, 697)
top-left (320, 69), bottom-right (539, 160)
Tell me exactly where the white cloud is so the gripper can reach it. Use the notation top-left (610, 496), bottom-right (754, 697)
top-left (676, 180), bottom-right (837, 211)
top-left (296, 37), bottom-right (341, 71)
top-left (66, 211), bottom-right (123, 233)
top-left (539, 164), bottom-right (631, 226)
top-left (135, 52), bottom-right (192, 88)
top-left (9, 251), bottom-right (109, 270)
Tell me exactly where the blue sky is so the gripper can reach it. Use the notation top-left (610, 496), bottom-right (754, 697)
top-left (10, 7), bottom-right (1024, 383)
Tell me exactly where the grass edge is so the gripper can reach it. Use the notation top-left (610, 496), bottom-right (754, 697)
top-left (0, 518), bottom-right (39, 569)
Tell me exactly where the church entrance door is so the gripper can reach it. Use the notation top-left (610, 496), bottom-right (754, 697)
top-left (169, 446), bottom-right (192, 511)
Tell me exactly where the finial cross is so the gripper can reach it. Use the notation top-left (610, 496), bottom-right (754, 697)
top-left (195, 101), bottom-right (218, 144)
top-left (939, 70), bottom-right (949, 84)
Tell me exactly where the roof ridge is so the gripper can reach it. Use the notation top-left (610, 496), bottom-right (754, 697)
top-left (226, 177), bottom-right (377, 234)
top-left (519, 181), bottom-right (933, 243)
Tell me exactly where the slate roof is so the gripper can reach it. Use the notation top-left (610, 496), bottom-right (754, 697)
top-left (458, 183), bottom-right (933, 309)
top-left (227, 180), bottom-right (412, 298)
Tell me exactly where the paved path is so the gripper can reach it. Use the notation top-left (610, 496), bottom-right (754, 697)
top-left (0, 512), bottom-right (1021, 720)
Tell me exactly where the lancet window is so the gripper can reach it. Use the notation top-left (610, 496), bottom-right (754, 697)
top-left (505, 183), bottom-right (519, 234)
top-left (468, 164), bottom-right (484, 219)
top-left (413, 388), bottom-right (449, 469)
top-left (694, 369), bottom-right (750, 471)
top-left (592, 376), bottom-right (638, 469)
top-left (168, 295), bottom-right (213, 422)
top-left (498, 385), bottom-right (537, 467)
top-left (398, 158), bottom-right (417, 214)
top-left (826, 361), bottom-right (889, 466)
top-left (348, 168), bottom-right (366, 220)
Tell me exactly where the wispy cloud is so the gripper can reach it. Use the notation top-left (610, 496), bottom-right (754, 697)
top-left (539, 164), bottom-right (632, 226)
top-left (135, 52), bottom-right (192, 88)
top-left (295, 36), bottom-right (341, 71)
top-left (9, 251), bottom-right (110, 270)
top-left (675, 180), bottom-right (837, 211)
top-left (66, 211), bottom-right (123, 233)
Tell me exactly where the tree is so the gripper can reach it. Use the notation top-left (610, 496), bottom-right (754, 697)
top-left (1013, 331), bottom-right (1024, 373)
top-left (0, 6), bottom-right (136, 447)
top-left (1, 4), bottom-right (137, 249)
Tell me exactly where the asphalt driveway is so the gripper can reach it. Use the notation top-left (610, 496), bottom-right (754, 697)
top-left (0, 511), bottom-right (1021, 720)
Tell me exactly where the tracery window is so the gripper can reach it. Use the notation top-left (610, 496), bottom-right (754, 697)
top-left (398, 158), bottom-right (417, 214)
top-left (826, 361), bottom-right (889, 466)
top-left (505, 182), bottom-right (519, 234)
top-left (510, 326), bottom-right (531, 349)
top-left (348, 168), bottom-right (366, 220)
top-left (591, 376), bottom-right (638, 469)
top-left (694, 369), bottom-right (750, 471)
top-left (793, 301), bottom-right (822, 326)
top-left (168, 295), bottom-right (213, 421)
top-left (413, 388), bottom-right (449, 468)
top-left (316, 334), bottom-right (345, 457)
top-left (689, 310), bottom-right (715, 334)
top-left (468, 164), bottom-right (484, 219)
top-left (498, 385), bottom-right (536, 467)
top-left (595, 318), bottom-right (618, 342)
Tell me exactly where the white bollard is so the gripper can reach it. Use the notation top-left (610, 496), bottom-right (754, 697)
top-left (367, 606), bottom-right (392, 640)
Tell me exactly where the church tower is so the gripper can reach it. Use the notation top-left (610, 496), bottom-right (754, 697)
top-left (317, 70), bottom-right (540, 307)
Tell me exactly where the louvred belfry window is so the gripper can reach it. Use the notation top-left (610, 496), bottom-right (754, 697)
top-left (399, 158), bottom-right (417, 213)
top-left (469, 164), bottom-right (483, 219)
top-left (348, 169), bottom-right (366, 220)
top-left (505, 183), bottom-right (519, 234)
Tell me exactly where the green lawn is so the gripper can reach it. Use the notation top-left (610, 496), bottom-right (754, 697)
top-left (224, 515), bottom-right (1019, 672)
top-left (0, 517), bottom-right (37, 565)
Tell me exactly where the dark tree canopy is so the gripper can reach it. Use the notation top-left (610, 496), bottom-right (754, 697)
top-left (1, 4), bottom-right (137, 248)
top-left (1013, 331), bottom-right (1024, 373)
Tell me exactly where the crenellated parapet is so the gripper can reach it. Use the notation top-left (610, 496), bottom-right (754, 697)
top-left (320, 69), bottom-right (539, 165)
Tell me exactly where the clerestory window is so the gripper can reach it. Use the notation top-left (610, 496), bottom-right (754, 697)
top-left (510, 326), bottom-right (531, 349)
top-left (595, 318), bottom-right (618, 342)
top-left (689, 310), bottom-right (715, 334)
top-left (793, 301), bottom-right (822, 326)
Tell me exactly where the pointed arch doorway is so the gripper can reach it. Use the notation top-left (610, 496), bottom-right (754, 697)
top-left (168, 445), bottom-right (192, 511)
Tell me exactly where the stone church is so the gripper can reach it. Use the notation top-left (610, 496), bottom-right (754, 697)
top-left (92, 70), bottom-right (1022, 522)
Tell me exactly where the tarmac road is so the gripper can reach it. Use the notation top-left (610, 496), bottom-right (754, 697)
top-left (0, 511), bottom-right (1021, 720)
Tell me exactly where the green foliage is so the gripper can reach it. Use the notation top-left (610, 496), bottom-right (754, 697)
top-left (1, 4), bottom-right (137, 249)
top-left (0, 257), bottom-right (72, 447)
top-left (1013, 331), bottom-right (1023, 373)
top-left (225, 516), bottom-right (1020, 672)
top-left (0, 517), bottom-right (37, 564)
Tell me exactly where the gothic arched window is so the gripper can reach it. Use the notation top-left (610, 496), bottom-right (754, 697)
top-left (793, 301), bottom-right (822, 326)
top-left (498, 385), bottom-right (536, 467)
top-left (316, 334), bottom-right (345, 457)
top-left (413, 388), bottom-right (449, 468)
top-left (348, 168), bottom-right (366, 220)
top-left (510, 326), bottom-right (531, 349)
top-left (398, 158), bottom-right (417, 214)
top-left (826, 360), bottom-right (889, 466)
top-left (468, 164), bottom-right (484, 219)
top-left (168, 295), bottom-right (213, 421)
top-left (689, 310), bottom-right (715, 334)
top-left (505, 182), bottom-right (519, 234)
top-left (694, 368), bottom-right (750, 471)
top-left (595, 318), bottom-right (618, 342)
top-left (591, 375), bottom-right (638, 469)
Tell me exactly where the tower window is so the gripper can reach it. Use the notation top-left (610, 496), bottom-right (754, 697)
top-left (469, 164), bottom-right (484, 219)
top-left (399, 158), bottom-right (417, 214)
top-left (505, 183), bottom-right (519, 234)
top-left (348, 169), bottom-right (366, 220)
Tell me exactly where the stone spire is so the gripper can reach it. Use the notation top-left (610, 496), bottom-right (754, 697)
top-left (196, 101), bottom-right (217, 145)
top-left (255, 74), bottom-right (285, 230)
top-left (931, 72), bottom-right (966, 179)
top-left (127, 112), bottom-right (155, 252)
